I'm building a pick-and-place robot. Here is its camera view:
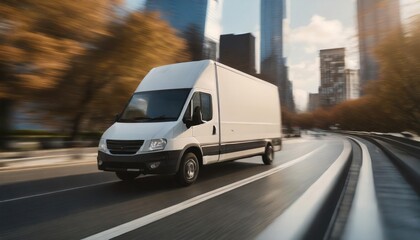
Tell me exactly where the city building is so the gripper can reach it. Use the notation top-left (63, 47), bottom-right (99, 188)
top-left (145, 0), bottom-right (223, 60)
top-left (308, 93), bottom-right (320, 112)
top-left (319, 48), bottom-right (346, 108)
top-left (284, 66), bottom-right (295, 111)
top-left (219, 33), bottom-right (256, 75)
top-left (357, 0), bottom-right (401, 92)
top-left (345, 69), bottom-right (360, 100)
top-left (318, 48), bottom-right (360, 108)
top-left (260, 0), bottom-right (294, 111)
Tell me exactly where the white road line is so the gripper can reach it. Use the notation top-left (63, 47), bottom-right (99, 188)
top-left (257, 140), bottom-right (351, 240)
top-left (0, 180), bottom-right (119, 204)
top-left (343, 137), bottom-right (384, 240)
top-left (82, 144), bottom-right (328, 240)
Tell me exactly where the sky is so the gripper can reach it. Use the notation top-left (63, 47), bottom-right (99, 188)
top-left (126, 0), bottom-right (419, 111)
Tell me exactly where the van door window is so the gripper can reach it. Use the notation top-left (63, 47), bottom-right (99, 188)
top-left (187, 92), bottom-right (213, 122)
top-left (200, 93), bottom-right (212, 121)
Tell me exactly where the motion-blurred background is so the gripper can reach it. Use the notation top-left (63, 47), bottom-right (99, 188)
top-left (0, 0), bottom-right (418, 151)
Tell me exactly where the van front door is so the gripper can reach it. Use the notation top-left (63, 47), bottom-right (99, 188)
top-left (190, 91), bottom-right (220, 164)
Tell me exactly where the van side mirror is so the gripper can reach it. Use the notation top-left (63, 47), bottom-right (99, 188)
top-left (184, 106), bottom-right (203, 128)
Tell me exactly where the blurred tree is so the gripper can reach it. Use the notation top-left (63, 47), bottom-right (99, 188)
top-left (42, 12), bottom-right (187, 139)
top-left (0, 0), bottom-right (119, 140)
top-left (372, 16), bottom-right (420, 133)
top-left (295, 112), bottom-right (314, 129)
top-left (281, 107), bottom-right (295, 128)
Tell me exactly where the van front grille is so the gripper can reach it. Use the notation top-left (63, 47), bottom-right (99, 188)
top-left (107, 140), bottom-right (144, 155)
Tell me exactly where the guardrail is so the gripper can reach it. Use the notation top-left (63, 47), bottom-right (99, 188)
top-left (361, 135), bottom-right (420, 194)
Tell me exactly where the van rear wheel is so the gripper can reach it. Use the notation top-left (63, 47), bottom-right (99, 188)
top-left (115, 171), bottom-right (140, 181)
top-left (176, 152), bottom-right (199, 186)
top-left (262, 144), bottom-right (274, 165)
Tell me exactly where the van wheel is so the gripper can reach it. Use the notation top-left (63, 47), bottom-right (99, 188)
top-left (262, 144), bottom-right (274, 165)
top-left (115, 171), bottom-right (140, 181)
top-left (176, 152), bottom-right (199, 186)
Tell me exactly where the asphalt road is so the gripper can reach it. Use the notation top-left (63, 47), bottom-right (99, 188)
top-left (0, 135), bottom-right (342, 239)
top-left (0, 134), bottom-right (418, 240)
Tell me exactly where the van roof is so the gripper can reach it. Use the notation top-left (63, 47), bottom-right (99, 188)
top-left (135, 60), bottom-right (214, 92)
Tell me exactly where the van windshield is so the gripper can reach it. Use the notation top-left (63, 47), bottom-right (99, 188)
top-left (118, 89), bottom-right (191, 123)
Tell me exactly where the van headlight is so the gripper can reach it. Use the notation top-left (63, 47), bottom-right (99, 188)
top-left (149, 138), bottom-right (167, 151)
top-left (98, 138), bottom-right (108, 153)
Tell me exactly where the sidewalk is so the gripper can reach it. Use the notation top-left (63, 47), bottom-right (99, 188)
top-left (0, 147), bottom-right (98, 170)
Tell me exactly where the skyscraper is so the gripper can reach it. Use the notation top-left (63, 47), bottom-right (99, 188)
top-left (357, 0), bottom-right (401, 92)
top-left (260, 0), bottom-right (293, 110)
top-left (219, 33), bottom-right (256, 75)
top-left (260, 0), bottom-right (295, 111)
top-left (308, 93), bottom-right (320, 112)
top-left (345, 69), bottom-right (360, 100)
top-left (145, 0), bottom-right (223, 60)
top-left (319, 48), bottom-right (346, 108)
top-left (260, 0), bottom-right (285, 85)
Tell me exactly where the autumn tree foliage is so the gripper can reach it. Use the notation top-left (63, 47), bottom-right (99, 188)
top-left (41, 12), bottom-right (187, 139)
top-left (371, 16), bottom-right (420, 133)
top-left (0, 1), bottom-right (187, 140)
top-left (0, 0), bottom-right (119, 137)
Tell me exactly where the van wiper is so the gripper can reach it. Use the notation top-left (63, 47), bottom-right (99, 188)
top-left (133, 117), bottom-right (152, 120)
top-left (119, 116), bottom-right (175, 122)
top-left (118, 116), bottom-right (152, 122)
top-left (149, 116), bottom-right (176, 121)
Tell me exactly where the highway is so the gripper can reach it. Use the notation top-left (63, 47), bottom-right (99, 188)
top-left (0, 133), bottom-right (419, 240)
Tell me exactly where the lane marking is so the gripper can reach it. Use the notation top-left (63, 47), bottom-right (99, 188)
top-left (343, 137), bottom-right (384, 240)
top-left (82, 144), bottom-right (329, 240)
top-left (257, 140), bottom-right (351, 240)
top-left (0, 180), bottom-right (119, 204)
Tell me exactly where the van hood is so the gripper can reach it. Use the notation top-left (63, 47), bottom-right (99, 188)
top-left (101, 122), bottom-right (175, 140)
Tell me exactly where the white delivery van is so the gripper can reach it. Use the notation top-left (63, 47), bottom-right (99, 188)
top-left (98, 60), bottom-right (282, 186)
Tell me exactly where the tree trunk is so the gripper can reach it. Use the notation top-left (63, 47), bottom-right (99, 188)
top-left (0, 99), bottom-right (14, 148)
top-left (70, 111), bottom-right (84, 143)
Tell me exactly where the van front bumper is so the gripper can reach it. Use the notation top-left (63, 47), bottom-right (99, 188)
top-left (97, 150), bottom-right (182, 175)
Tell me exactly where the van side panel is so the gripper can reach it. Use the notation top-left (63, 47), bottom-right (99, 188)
top-left (216, 65), bottom-right (281, 161)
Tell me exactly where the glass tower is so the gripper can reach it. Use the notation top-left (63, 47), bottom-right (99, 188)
top-left (145, 0), bottom-right (223, 60)
top-left (260, 0), bottom-right (294, 110)
top-left (260, 0), bottom-right (285, 71)
top-left (357, 0), bottom-right (401, 92)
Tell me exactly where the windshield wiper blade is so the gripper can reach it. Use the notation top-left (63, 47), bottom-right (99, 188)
top-left (119, 116), bottom-right (175, 122)
top-left (149, 116), bottom-right (176, 121)
top-left (133, 117), bottom-right (152, 120)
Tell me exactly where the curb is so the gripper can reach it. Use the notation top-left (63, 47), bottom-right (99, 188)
top-left (0, 149), bottom-right (98, 170)
top-left (0, 147), bottom-right (97, 161)
top-left (342, 137), bottom-right (385, 240)
top-left (257, 139), bottom-right (352, 240)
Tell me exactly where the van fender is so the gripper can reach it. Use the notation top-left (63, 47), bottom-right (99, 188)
top-left (175, 144), bottom-right (203, 172)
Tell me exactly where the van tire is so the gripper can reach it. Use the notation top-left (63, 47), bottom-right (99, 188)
top-left (262, 144), bottom-right (274, 165)
top-left (176, 152), bottom-right (199, 186)
top-left (115, 171), bottom-right (140, 181)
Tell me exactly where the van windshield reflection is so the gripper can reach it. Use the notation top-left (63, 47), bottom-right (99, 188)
top-left (118, 89), bottom-right (191, 123)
